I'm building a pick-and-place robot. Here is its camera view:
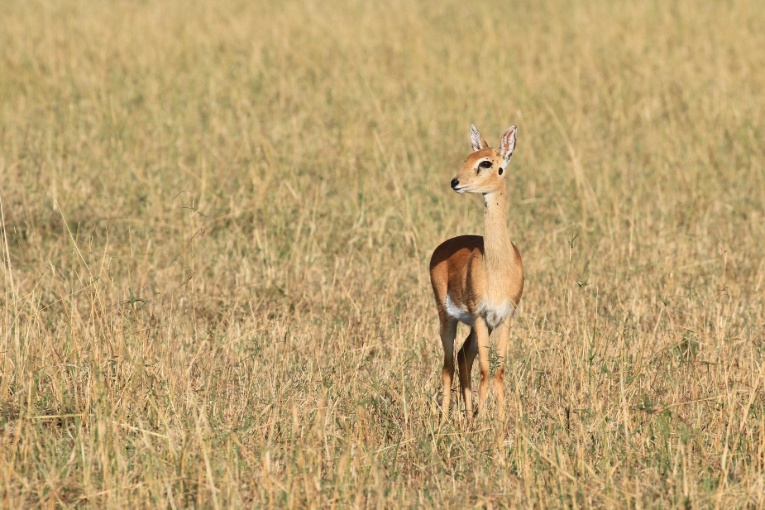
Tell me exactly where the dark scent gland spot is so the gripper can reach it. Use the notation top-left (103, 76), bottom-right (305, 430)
top-left (479, 160), bottom-right (492, 169)
top-left (498, 167), bottom-right (504, 175)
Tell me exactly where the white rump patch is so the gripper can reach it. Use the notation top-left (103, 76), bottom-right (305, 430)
top-left (479, 300), bottom-right (515, 329)
top-left (444, 295), bottom-right (474, 326)
top-left (445, 296), bottom-right (516, 329)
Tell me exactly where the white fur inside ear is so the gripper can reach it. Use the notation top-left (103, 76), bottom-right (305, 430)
top-left (499, 125), bottom-right (517, 162)
top-left (470, 125), bottom-right (482, 152)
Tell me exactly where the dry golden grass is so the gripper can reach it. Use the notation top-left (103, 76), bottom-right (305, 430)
top-left (1, 0), bottom-right (764, 507)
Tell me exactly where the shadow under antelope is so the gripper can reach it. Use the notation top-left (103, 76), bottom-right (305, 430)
top-left (429, 124), bottom-right (524, 422)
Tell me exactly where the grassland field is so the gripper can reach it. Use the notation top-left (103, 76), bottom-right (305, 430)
top-left (1, 0), bottom-right (765, 507)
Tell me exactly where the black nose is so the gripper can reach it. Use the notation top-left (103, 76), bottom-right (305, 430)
top-left (450, 178), bottom-right (459, 189)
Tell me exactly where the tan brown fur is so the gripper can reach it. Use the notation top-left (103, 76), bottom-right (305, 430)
top-left (429, 124), bottom-right (524, 422)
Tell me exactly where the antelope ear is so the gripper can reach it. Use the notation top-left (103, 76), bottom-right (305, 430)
top-left (470, 124), bottom-right (483, 152)
top-left (499, 125), bottom-right (517, 163)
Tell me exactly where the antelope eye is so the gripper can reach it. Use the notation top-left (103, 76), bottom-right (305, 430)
top-left (478, 160), bottom-right (492, 169)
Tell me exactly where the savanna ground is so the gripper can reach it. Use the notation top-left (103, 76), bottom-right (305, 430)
top-left (1, 0), bottom-right (764, 507)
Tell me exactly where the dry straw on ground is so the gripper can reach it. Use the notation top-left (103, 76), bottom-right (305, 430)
top-left (1, 0), bottom-right (764, 507)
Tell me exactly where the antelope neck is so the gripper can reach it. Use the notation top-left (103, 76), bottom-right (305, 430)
top-left (482, 189), bottom-right (514, 278)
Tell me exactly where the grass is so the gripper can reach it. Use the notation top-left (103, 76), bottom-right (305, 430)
top-left (1, 0), bottom-right (764, 507)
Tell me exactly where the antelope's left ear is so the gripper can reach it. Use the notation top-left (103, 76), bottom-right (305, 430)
top-left (470, 124), bottom-right (483, 152)
top-left (499, 125), bottom-right (517, 163)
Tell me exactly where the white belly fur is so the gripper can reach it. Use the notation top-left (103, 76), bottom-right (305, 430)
top-left (444, 295), bottom-right (515, 329)
top-left (444, 295), bottom-right (474, 326)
